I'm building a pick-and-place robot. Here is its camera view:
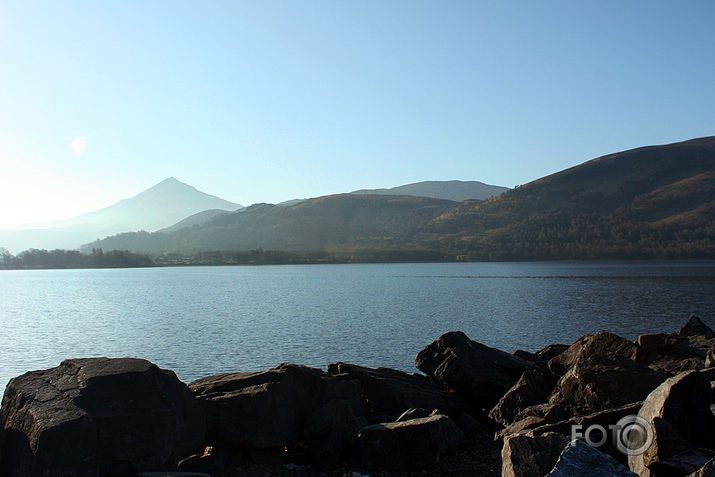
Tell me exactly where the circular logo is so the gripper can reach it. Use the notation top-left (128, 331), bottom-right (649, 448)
top-left (615, 415), bottom-right (654, 456)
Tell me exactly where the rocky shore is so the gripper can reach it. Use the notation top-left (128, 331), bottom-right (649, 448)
top-left (2, 316), bottom-right (715, 477)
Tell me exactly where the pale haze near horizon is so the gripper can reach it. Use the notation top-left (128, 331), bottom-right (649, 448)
top-left (1, 1), bottom-right (714, 230)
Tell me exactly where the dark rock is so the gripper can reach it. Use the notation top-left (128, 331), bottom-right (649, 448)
top-left (455, 412), bottom-right (482, 435)
top-left (190, 363), bottom-right (361, 452)
top-left (0, 358), bottom-right (205, 477)
top-left (327, 362), bottom-right (470, 419)
top-left (548, 331), bottom-right (637, 377)
top-left (303, 399), bottom-right (359, 469)
top-left (358, 414), bottom-right (466, 471)
top-left (501, 431), bottom-right (571, 477)
top-left (629, 370), bottom-right (715, 477)
top-left (415, 331), bottom-right (534, 407)
top-left (546, 439), bottom-right (637, 477)
top-left (549, 353), bottom-right (666, 415)
top-left (690, 457), bottom-right (715, 477)
top-left (489, 369), bottom-right (555, 426)
top-left (680, 316), bottom-right (715, 340)
top-left (650, 447), bottom-right (715, 477)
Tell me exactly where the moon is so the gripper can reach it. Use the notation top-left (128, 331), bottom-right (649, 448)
top-left (72, 136), bottom-right (88, 156)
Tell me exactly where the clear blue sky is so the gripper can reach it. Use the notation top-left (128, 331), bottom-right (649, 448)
top-left (1, 1), bottom-right (714, 229)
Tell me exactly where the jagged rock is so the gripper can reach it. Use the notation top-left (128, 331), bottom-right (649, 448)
top-left (501, 431), bottom-right (571, 477)
top-left (415, 331), bottom-right (534, 407)
top-left (629, 370), bottom-right (715, 477)
top-left (303, 398), bottom-right (360, 469)
top-left (549, 331), bottom-right (638, 377)
top-left (0, 358), bottom-right (205, 477)
top-left (190, 363), bottom-right (361, 455)
top-left (680, 316), bottom-right (715, 340)
top-left (546, 439), bottom-right (637, 477)
top-left (549, 353), bottom-right (666, 415)
top-left (358, 414), bottom-right (466, 471)
top-left (327, 362), bottom-right (470, 419)
top-left (489, 369), bottom-right (555, 426)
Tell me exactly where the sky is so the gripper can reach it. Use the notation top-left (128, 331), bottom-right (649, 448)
top-left (1, 1), bottom-right (715, 230)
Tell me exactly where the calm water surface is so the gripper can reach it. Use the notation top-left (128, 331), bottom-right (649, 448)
top-left (2, 261), bottom-right (714, 389)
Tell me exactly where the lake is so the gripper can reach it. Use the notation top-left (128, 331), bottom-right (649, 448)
top-left (2, 261), bottom-right (715, 390)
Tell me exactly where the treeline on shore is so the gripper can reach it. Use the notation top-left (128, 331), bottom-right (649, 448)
top-left (0, 247), bottom-right (453, 270)
top-left (0, 248), bottom-right (154, 270)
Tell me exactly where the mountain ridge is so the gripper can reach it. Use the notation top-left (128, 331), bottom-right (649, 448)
top-left (350, 180), bottom-right (508, 202)
top-left (83, 136), bottom-right (715, 260)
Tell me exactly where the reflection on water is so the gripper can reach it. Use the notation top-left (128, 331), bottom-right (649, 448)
top-left (1, 261), bottom-right (714, 389)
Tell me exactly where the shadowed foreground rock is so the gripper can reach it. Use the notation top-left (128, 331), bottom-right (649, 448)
top-left (415, 331), bottom-right (534, 407)
top-left (189, 363), bottom-right (362, 469)
top-left (358, 414), bottom-right (466, 471)
top-left (547, 439), bottom-right (637, 477)
top-left (0, 358), bottom-right (205, 477)
top-left (629, 370), bottom-right (715, 477)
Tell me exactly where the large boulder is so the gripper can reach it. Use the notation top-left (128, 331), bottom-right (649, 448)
top-left (327, 362), bottom-right (470, 419)
top-left (358, 414), bottom-right (466, 471)
top-left (489, 369), bottom-right (555, 426)
top-left (549, 331), bottom-right (637, 377)
top-left (549, 353), bottom-right (666, 415)
top-left (189, 363), bottom-right (361, 459)
top-left (0, 358), bottom-right (205, 477)
top-left (415, 331), bottom-right (534, 407)
top-left (629, 370), bottom-right (715, 477)
top-left (546, 439), bottom-right (637, 477)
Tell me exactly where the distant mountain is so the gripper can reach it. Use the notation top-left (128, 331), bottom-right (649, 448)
top-left (0, 177), bottom-right (242, 253)
top-left (351, 180), bottom-right (508, 201)
top-left (85, 137), bottom-right (715, 260)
